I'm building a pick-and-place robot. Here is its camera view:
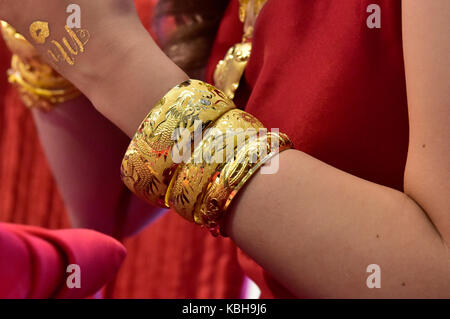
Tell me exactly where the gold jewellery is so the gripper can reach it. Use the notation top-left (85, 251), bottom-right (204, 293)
top-left (46, 25), bottom-right (90, 66)
top-left (0, 21), bottom-right (81, 110)
top-left (1, 21), bottom-right (39, 61)
top-left (29, 21), bottom-right (50, 45)
top-left (121, 80), bottom-right (293, 236)
top-left (121, 2), bottom-right (290, 237)
top-left (213, 0), bottom-right (268, 100)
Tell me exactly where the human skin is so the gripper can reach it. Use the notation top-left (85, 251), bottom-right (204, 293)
top-left (1, 0), bottom-right (449, 297)
top-left (31, 96), bottom-right (165, 237)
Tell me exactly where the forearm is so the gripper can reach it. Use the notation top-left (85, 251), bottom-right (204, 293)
top-left (226, 150), bottom-right (450, 298)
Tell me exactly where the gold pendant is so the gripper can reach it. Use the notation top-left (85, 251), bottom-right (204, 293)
top-left (213, 42), bottom-right (252, 100)
top-left (47, 26), bottom-right (90, 66)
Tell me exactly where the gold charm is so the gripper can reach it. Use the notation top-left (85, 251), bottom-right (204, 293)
top-left (213, 42), bottom-right (252, 100)
top-left (28, 21), bottom-right (90, 66)
top-left (121, 80), bottom-right (236, 208)
top-left (29, 21), bottom-right (50, 44)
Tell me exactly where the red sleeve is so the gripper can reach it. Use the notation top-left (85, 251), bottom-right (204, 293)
top-left (0, 223), bottom-right (126, 298)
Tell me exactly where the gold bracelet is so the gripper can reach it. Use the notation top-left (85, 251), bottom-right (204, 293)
top-left (196, 131), bottom-right (293, 236)
top-left (1, 21), bottom-right (39, 61)
top-left (1, 21), bottom-right (81, 110)
top-left (165, 109), bottom-right (264, 222)
top-left (120, 80), bottom-right (236, 207)
top-left (121, 80), bottom-right (293, 236)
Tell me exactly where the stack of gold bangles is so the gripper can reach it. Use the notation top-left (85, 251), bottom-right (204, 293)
top-left (0, 21), bottom-right (80, 111)
top-left (121, 80), bottom-right (293, 236)
top-left (1, 18), bottom-right (293, 237)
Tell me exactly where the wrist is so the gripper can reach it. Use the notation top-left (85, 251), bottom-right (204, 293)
top-left (73, 23), bottom-right (189, 137)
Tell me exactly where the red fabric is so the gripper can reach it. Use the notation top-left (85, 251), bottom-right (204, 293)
top-left (207, 0), bottom-right (408, 298)
top-left (0, 223), bottom-right (126, 298)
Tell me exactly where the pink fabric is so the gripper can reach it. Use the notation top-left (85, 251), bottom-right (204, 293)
top-left (0, 223), bottom-right (126, 298)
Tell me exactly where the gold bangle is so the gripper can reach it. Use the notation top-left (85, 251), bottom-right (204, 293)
top-left (196, 131), bottom-right (293, 236)
top-left (1, 21), bottom-right (81, 111)
top-left (166, 109), bottom-right (264, 222)
top-left (8, 55), bottom-right (81, 111)
top-left (120, 79), bottom-right (236, 207)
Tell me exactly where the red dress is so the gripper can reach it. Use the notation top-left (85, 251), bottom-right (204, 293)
top-left (0, 0), bottom-right (408, 298)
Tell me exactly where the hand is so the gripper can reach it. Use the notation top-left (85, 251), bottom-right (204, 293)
top-left (0, 0), bottom-right (188, 135)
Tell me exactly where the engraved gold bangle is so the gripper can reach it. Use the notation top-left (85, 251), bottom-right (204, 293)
top-left (213, 42), bottom-right (252, 100)
top-left (165, 109), bottom-right (265, 222)
top-left (120, 80), bottom-right (236, 207)
top-left (196, 131), bottom-right (293, 236)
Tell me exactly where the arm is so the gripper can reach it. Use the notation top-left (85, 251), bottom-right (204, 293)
top-left (2, 0), bottom-right (448, 297)
top-left (90, 0), bottom-right (450, 297)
